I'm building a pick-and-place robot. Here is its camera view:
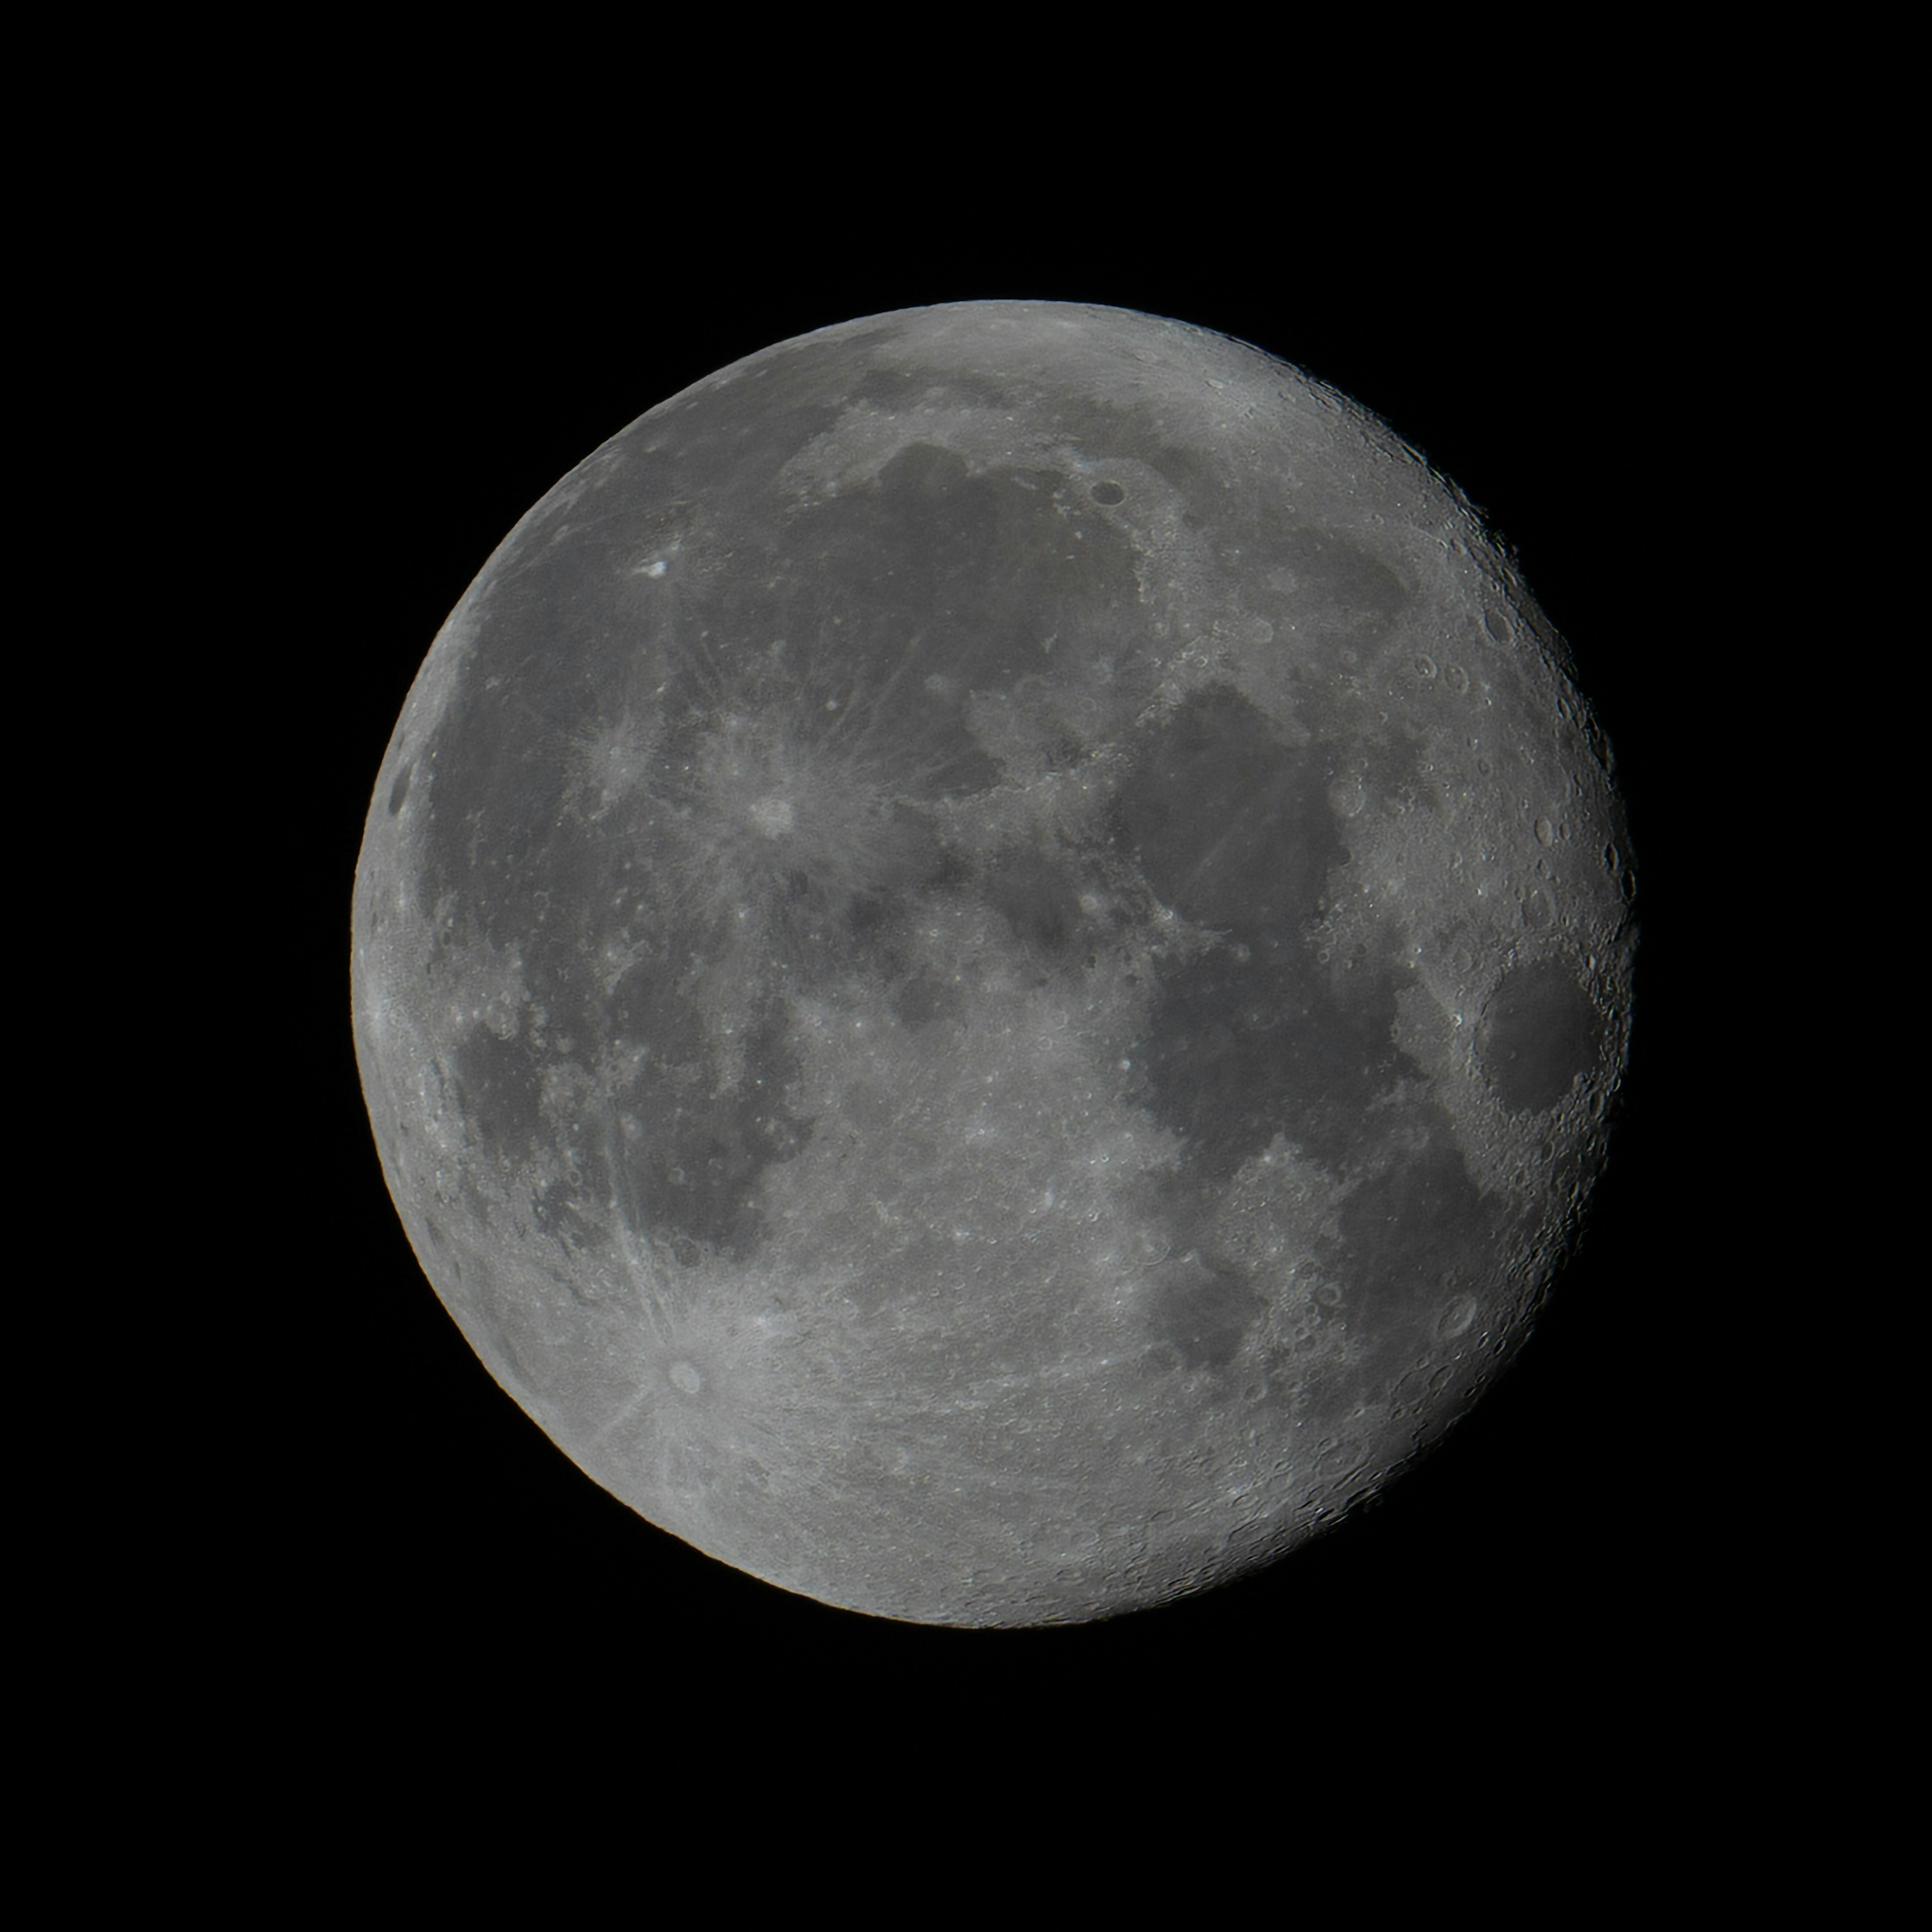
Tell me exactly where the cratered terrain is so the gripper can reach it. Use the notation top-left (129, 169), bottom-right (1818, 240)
top-left (351, 300), bottom-right (1635, 1626)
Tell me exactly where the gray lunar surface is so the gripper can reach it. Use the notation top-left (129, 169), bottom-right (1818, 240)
top-left (351, 300), bottom-right (1634, 1625)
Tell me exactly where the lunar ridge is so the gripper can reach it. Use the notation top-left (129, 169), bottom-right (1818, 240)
top-left (352, 300), bottom-right (1634, 1625)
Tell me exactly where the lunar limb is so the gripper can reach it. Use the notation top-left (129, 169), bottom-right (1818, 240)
top-left (352, 302), bottom-right (1634, 1626)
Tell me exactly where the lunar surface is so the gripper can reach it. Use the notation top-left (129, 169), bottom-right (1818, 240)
top-left (351, 301), bottom-right (1634, 1626)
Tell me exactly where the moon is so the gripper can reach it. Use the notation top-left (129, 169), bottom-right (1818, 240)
top-left (351, 300), bottom-right (1634, 1627)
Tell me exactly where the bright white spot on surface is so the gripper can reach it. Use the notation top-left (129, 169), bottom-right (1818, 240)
top-left (669, 1360), bottom-right (703, 1394)
top-left (748, 796), bottom-right (796, 837)
top-left (640, 559), bottom-right (667, 577)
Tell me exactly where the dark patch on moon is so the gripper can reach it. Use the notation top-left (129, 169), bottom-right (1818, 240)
top-left (1133, 943), bottom-right (1409, 1179)
top-left (780, 441), bottom-right (1142, 703)
top-left (986, 849), bottom-right (1087, 958)
top-left (1335, 1124), bottom-right (1497, 1336)
top-left (1144, 1253), bottom-right (1264, 1375)
top-left (1118, 686), bottom-right (1428, 1178)
top-left (606, 957), bottom-right (812, 1259)
top-left (890, 971), bottom-right (964, 1027)
top-left (412, 654), bottom-right (591, 941)
top-left (450, 1027), bottom-right (542, 1162)
top-left (1118, 687), bottom-right (1341, 934)
top-left (1478, 960), bottom-right (1603, 1114)
top-left (387, 761), bottom-right (411, 814)
top-left (1264, 527), bottom-right (1409, 647)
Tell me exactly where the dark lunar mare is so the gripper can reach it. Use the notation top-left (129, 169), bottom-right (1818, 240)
top-left (408, 418), bottom-right (1163, 1283)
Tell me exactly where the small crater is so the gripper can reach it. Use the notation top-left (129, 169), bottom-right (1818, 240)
top-left (668, 1360), bottom-right (703, 1395)
top-left (1437, 1292), bottom-right (1478, 1339)
top-left (387, 761), bottom-right (413, 815)
top-left (1090, 480), bottom-right (1126, 506)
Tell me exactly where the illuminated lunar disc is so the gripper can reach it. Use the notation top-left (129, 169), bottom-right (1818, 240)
top-left (351, 301), bottom-right (1634, 1626)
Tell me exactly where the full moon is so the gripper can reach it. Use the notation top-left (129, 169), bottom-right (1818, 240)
top-left (351, 300), bottom-right (1634, 1626)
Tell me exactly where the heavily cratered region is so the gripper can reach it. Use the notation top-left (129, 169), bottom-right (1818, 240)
top-left (352, 301), bottom-right (1634, 1626)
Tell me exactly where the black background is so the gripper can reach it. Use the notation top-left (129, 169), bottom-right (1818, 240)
top-left (277, 191), bottom-right (1712, 1763)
